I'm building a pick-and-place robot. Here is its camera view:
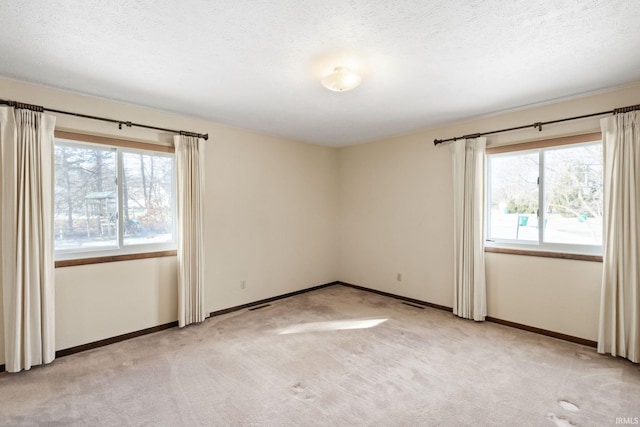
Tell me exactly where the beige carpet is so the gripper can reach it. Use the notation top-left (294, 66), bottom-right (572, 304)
top-left (1, 285), bottom-right (639, 426)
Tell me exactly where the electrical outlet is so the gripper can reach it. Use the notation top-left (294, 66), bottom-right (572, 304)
top-left (397, 273), bottom-right (402, 282)
top-left (240, 280), bottom-right (246, 290)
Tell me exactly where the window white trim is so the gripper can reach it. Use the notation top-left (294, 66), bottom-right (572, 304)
top-left (54, 242), bottom-right (178, 261)
top-left (484, 240), bottom-right (603, 256)
top-left (485, 134), bottom-right (603, 257)
top-left (54, 134), bottom-right (177, 261)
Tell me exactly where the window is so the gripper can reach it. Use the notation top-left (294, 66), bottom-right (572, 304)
top-left (54, 133), bottom-right (176, 260)
top-left (486, 133), bottom-right (603, 255)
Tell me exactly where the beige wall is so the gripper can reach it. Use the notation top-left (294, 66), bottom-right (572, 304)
top-left (484, 253), bottom-right (602, 339)
top-left (55, 257), bottom-right (178, 350)
top-left (206, 123), bottom-right (338, 311)
top-left (338, 82), bottom-right (640, 342)
top-left (2, 76), bottom-right (639, 367)
top-left (0, 78), bottom-right (338, 364)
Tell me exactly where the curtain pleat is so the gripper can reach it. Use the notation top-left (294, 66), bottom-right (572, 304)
top-left (452, 137), bottom-right (487, 321)
top-left (174, 135), bottom-right (205, 327)
top-left (1, 107), bottom-right (56, 372)
top-left (598, 111), bottom-right (639, 363)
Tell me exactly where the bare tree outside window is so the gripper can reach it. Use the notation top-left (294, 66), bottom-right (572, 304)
top-left (489, 152), bottom-right (539, 241)
top-left (122, 152), bottom-right (174, 245)
top-left (54, 140), bottom-right (175, 255)
top-left (543, 144), bottom-right (602, 244)
top-left (54, 143), bottom-right (117, 249)
top-left (487, 142), bottom-right (602, 248)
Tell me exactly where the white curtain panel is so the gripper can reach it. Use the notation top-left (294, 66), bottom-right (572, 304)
top-left (598, 111), bottom-right (640, 363)
top-left (174, 134), bottom-right (206, 327)
top-left (0, 107), bottom-right (56, 372)
top-left (451, 137), bottom-right (487, 321)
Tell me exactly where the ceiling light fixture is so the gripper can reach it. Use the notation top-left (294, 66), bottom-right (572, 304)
top-left (321, 66), bottom-right (362, 92)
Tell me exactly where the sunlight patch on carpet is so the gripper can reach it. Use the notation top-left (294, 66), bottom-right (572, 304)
top-left (276, 318), bottom-right (388, 334)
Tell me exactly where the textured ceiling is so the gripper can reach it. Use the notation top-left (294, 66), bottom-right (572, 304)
top-left (1, 0), bottom-right (639, 147)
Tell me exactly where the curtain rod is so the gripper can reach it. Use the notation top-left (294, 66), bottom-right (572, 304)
top-left (433, 103), bottom-right (640, 146)
top-left (0, 98), bottom-right (209, 141)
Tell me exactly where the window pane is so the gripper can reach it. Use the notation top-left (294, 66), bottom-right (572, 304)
top-left (488, 152), bottom-right (539, 241)
top-left (543, 144), bottom-right (602, 245)
top-left (54, 144), bottom-right (117, 250)
top-left (122, 152), bottom-right (174, 245)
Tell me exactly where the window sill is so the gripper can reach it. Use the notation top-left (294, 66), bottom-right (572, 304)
top-left (484, 246), bottom-right (602, 262)
top-left (55, 250), bottom-right (177, 268)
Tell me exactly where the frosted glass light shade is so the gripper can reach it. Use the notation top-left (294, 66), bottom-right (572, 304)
top-left (321, 67), bottom-right (362, 92)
